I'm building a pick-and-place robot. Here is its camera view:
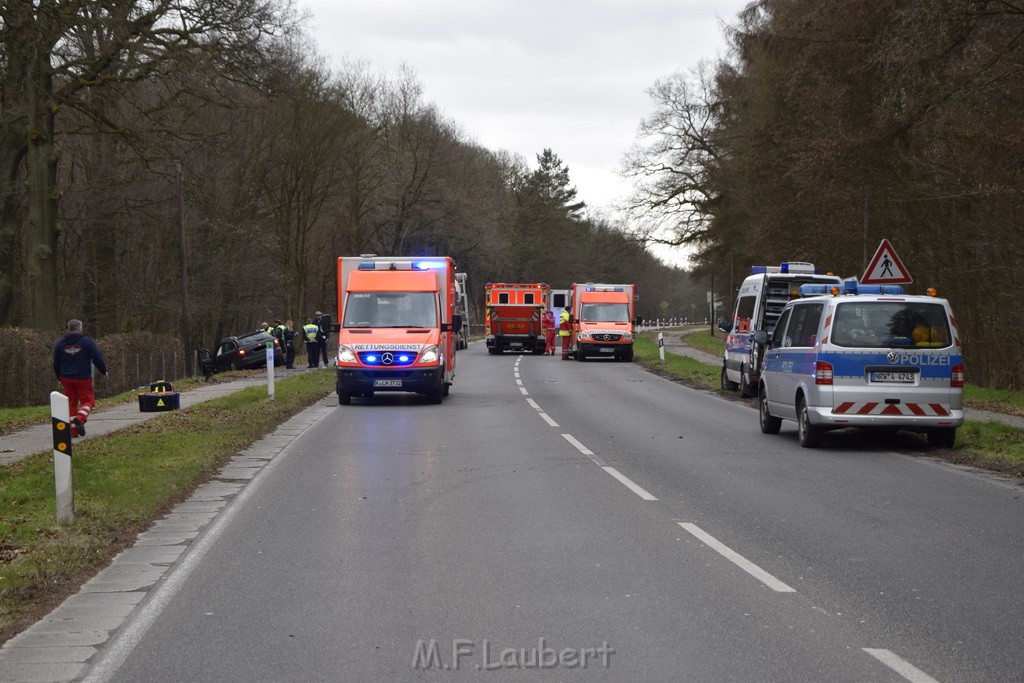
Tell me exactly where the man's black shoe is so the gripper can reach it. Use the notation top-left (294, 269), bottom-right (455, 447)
top-left (71, 417), bottom-right (85, 437)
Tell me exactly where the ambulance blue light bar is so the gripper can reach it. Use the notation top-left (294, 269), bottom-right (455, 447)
top-left (585, 286), bottom-right (624, 292)
top-left (357, 260), bottom-right (447, 271)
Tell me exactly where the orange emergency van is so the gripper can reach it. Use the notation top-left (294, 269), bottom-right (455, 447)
top-left (335, 255), bottom-right (461, 404)
top-left (484, 282), bottom-right (550, 354)
top-left (568, 283), bottom-right (640, 361)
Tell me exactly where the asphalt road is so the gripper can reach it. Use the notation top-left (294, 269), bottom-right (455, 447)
top-left (94, 345), bottom-right (1023, 681)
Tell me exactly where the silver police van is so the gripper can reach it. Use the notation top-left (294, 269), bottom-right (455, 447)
top-left (756, 282), bottom-right (964, 448)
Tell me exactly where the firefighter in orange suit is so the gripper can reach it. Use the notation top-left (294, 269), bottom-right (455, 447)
top-left (542, 309), bottom-right (556, 355)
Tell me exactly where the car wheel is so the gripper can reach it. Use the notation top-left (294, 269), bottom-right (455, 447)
top-left (427, 376), bottom-right (444, 404)
top-left (759, 386), bottom-right (782, 434)
top-left (927, 428), bottom-right (956, 449)
top-left (576, 348), bottom-right (585, 361)
top-left (721, 365), bottom-right (739, 391)
top-left (442, 382), bottom-right (450, 397)
top-left (232, 359), bottom-right (244, 371)
top-left (338, 392), bottom-right (351, 406)
top-left (623, 350), bottom-right (633, 362)
top-left (739, 365), bottom-right (755, 398)
top-left (797, 396), bottom-right (823, 448)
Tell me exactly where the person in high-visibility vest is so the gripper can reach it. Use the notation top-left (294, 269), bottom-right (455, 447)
top-left (558, 308), bottom-right (572, 360)
top-left (303, 319), bottom-right (320, 368)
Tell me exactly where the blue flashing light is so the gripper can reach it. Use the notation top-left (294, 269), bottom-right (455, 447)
top-left (414, 260), bottom-right (446, 270)
top-left (837, 280), bottom-right (906, 296)
top-left (750, 266), bottom-right (767, 274)
top-left (398, 354), bottom-right (411, 363)
top-left (357, 262), bottom-right (375, 270)
top-left (780, 262), bottom-right (789, 273)
top-left (365, 354), bottom-right (378, 363)
top-left (799, 284), bottom-right (832, 296)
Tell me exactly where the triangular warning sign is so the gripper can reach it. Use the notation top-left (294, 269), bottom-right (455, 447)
top-left (157, 398), bottom-right (165, 407)
top-left (861, 239), bottom-right (912, 284)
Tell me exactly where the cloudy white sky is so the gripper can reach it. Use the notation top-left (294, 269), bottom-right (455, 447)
top-left (300, 0), bottom-right (751, 264)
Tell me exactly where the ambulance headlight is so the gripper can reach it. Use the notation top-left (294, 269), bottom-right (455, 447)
top-left (418, 346), bottom-right (441, 364)
top-left (623, 332), bottom-right (633, 341)
top-left (578, 332), bottom-right (591, 341)
top-left (337, 346), bottom-right (358, 364)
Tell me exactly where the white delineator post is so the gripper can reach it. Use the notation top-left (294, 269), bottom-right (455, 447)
top-left (266, 341), bottom-right (275, 400)
top-left (658, 332), bottom-right (665, 363)
top-left (50, 391), bottom-right (74, 524)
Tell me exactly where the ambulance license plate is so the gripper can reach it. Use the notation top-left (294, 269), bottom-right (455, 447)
top-left (599, 347), bottom-right (615, 353)
top-left (508, 342), bottom-right (522, 348)
top-left (373, 379), bottom-right (403, 388)
top-left (870, 371), bottom-right (915, 383)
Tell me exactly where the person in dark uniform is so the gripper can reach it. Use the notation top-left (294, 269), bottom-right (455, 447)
top-left (314, 310), bottom-right (331, 367)
top-left (53, 319), bottom-right (107, 437)
top-left (283, 320), bottom-right (297, 369)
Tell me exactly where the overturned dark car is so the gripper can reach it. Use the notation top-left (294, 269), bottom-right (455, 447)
top-left (199, 331), bottom-right (283, 377)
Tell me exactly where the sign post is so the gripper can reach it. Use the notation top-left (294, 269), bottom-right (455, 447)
top-left (266, 341), bottom-right (275, 400)
top-left (50, 391), bottom-right (74, 524)
top-left (861, 239), bottom-right (913, 285)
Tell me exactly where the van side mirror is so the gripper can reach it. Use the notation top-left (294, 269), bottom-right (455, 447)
top-left (633, 316), bottom-right (642, 327)
top-left (717, 316), bottom-right (730, 333)
top-left (446, 314), bottom-right (462, 333)
top-left (752, 330), bottom-right (769, 345)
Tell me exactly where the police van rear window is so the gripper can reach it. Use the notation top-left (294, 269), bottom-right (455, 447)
top-left (831, 302), bottom-right (950, 349)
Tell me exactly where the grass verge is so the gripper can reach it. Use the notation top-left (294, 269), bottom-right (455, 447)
top-left (0, 370), bottom-right (334, 644)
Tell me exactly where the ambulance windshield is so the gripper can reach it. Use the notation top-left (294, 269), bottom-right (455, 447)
top-left (581, 303), bottom-right (630, 323)
top-left (832, 302), bottom-right (950, 349)
top-left (344, 292), bottom-right (437, 328)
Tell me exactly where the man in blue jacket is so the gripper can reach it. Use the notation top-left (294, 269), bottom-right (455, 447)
top-left (53, 319), bottom-right (107, 437)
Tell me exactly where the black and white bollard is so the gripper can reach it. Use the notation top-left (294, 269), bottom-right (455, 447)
top-left (266, 341), bottom-right (276, 400)
top-left (50, 391), bottom-right (74, 524)
top-left (657, 332), bottom-right (665, 363)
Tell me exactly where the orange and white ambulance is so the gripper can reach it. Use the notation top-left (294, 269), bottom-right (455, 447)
top-left (335, 255), bottom-right (461, 405)
top-left (568, 283), bottom-right (640, 361)
top-left (484, 282), bottom-right (550, 354)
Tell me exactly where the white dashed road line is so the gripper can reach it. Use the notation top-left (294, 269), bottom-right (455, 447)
top-left (602, 467), bottom-right (658, 500)
top-left (863, 649), bottom-right (940, 683)
top-left (562, 433), bottom-right (595, 457)
top-left (678, 523), bottom-right (796, 593)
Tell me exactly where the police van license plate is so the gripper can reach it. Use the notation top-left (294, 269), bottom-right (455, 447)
top-left (870, 371), bottom-right (916, 383)
top-left (373, 379), bottom-right (403, 388)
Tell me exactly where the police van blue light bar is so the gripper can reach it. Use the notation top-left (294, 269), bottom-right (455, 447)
top-left (799, 284), bottom-right (833, 296)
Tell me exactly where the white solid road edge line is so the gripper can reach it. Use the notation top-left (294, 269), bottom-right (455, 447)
top-left (678, 522), bottom-right (796, 593)
top-left (863, 648), bottom-right (940, 683)
top-left (602, 466), bottom-right (658, 501)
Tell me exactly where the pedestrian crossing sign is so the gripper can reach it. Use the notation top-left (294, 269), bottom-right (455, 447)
top-left (861, 239), bottom-right (912, 285)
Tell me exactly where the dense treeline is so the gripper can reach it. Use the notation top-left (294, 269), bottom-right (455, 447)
top-left (0, 2), bottom-right (702, 385)
top-left (626, 0), bottom-right (1024, 389)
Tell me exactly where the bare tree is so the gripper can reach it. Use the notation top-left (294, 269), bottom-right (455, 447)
top-left (0, 0), bottom-right (296, 329)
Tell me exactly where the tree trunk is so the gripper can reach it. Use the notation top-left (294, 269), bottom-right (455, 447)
top-left (23, 41), bottom-right (60, 331)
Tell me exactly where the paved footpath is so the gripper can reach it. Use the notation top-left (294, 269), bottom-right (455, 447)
top-left (0, 369), bottom-right (320, 467)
